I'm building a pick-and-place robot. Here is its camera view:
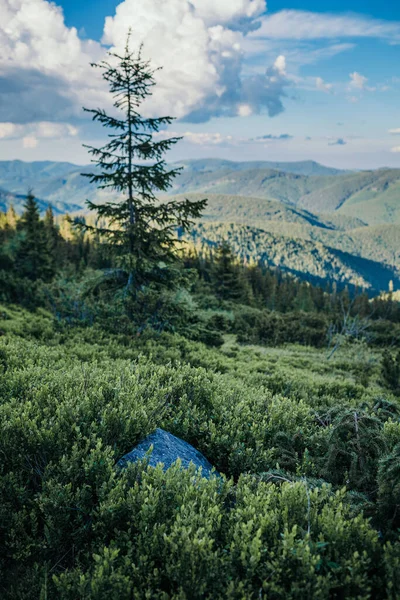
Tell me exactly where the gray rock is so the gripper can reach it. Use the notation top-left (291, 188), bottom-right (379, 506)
top-left (118, 428), bottom-right (219, 479)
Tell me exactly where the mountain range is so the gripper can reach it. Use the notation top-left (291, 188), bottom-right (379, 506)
top-left (0, 158), bottom-right (399, 292)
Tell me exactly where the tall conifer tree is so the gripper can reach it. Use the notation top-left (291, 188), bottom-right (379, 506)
top-left (80, 29), bottom-right (207, 290)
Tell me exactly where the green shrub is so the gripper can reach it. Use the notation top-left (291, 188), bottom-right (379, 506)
top-left (381, 350), bottom-right (400, 395)
top-left (0, 304), bottom-right (399, 597)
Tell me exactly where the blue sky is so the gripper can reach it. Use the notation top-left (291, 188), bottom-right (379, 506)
top-left (0, 0), bottom-right (399, 169)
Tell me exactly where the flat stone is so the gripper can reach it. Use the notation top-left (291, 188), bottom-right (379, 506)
top-left (118, 428), bottom-right (219, 479)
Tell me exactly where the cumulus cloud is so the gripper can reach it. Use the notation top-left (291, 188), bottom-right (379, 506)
top-left (389, 128), bottom-right (400, 135)
top-left (316, 77), bottom-right (333, 93)
top-left (0, 120), bottom-right (79, 145)
top-left (349, 72), bottom-right (367, 90)
top-left (251, 10), bottom-right (400, 41)
top-left (391, 146), bottom-right (400, 153)
top-left (0, 0), bottom-right (290, 127)
top-left (188, 0), bottom-right (266, 32)
top-left (237, 104), bottom-right (253, 117)
top-left (0, 0), bottom-right (106, 123)
top-left (349, 72), bottom-right (376, 92)
top-left (102, 0), bottom-right (289, 122)
top-left (23, 136), bottom-right (38, 149)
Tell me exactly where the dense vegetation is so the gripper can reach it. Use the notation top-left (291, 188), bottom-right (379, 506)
top-left (182, 221), bottom-right (400, 293)
top-left (1, 159), bottom-right (400, 294)
top-left (1, 192), bottom-right (400, 597)
top-left (1, 294), bottom-right (400, 598)
top-left (1, 29), bottom-right (400, 600)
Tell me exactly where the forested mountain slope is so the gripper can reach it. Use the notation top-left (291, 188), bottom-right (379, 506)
top-left (183, 222), bottom-right (400, 291)
top-left (1, 159), bottom-right (399, 292)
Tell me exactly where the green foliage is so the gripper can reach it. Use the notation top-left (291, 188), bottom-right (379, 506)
top-left (377, 443), bottom-right (400, 531)
top-left (185, 221), bottom-right (400, 293)
top-left (0, 304), bottom-right (400, 597)
top-left (381, 350), bottom-right (400, 395)
top-left (15, 192), bottom-right (55, 282)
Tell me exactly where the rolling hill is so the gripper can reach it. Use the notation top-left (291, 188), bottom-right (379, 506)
top-left (174, 158), bottom-right (347, 177)
top-left (167, 192), bottom-right (366, 231)
top-left (183, 222), bottom-right (400, 292)
top-left (0, 187), bottom-right (82, 215)
top-left (0, 158), bottom-right (399, 292)
top-left (0, 159), bottom-right (399, 226)
top-left (169, 193), bottom-right (399, 268)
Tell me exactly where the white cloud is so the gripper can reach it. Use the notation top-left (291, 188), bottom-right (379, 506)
top-left (0, 0), bottom-right (106, 124)
top-left (0, 120), bottom-right (79, 144)
top-left (22, 136), bottom-right (38, 149)
top-left (349, 72), bottom-right (368, 90)
top-left (0, 0), bottom-right (289, 125)
top-left (237, 104), bottom-right (253, 117)
top-left (348, 71), bottom-right (376, 93)
top-left (0, 123), bottom-right (21, 138)
top-left (156, 130), bottom-right (235, 146)
top-left (389, 128), bottom-right (400, 135)
top-left (189, 0), bottom-right (266, 30)
top-left (102, 0), bottom-right (290, 121)
top-left (316, 77), bottom-right (333, 93)
top-left (391, 146), bottom-right (400, 153)
top-left (251, 10), bottom-right (400, 41)
top-left (273, 55), bottom-right (286, 75)
top-left (156, 129), bottom-right (295, 146)
top-left (184, 132), bottom-right (234, 145)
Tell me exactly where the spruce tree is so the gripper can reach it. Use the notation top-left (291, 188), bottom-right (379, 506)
top-left (80, 29), bottom-right (207, 290)
top-left (213, 241), bottom-right (251, 302)
top-left (15, 192), bottom-right (53, 281)
top-left (44, 205), bottom-right (60, 272)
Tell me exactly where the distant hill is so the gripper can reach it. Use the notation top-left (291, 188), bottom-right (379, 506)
top-left (0, 159), bottom-right (398, 226)
top-left (170, 193), bottom-right (398, 270)
top-left (0, 160), bottom-right (81, 194)
top-left (174, 158), bottom-right (347, 177)
top-left (167, 193), bottom-right (366, 231)
top-left (183, 222), bottom-right (400, 292)
top-left (298, 169), bottom-right (400, 219)
top-left (337, 171), bottom-right (400, 225)
top-left (0, 187), bottom-right (81, 215)
top-left (168, 167), bottom-right (336, 205)
top-left (168, 166), bottom-right (400, 226)
top-left (0, 158), bottom-right (399, 293)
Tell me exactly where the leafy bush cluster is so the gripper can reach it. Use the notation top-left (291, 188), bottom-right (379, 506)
top-left (1, 306), bottom-right (400, 598)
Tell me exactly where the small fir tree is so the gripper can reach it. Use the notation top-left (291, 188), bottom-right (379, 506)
top-left (15, 191), bottom-right (53, 281)
top-left (43, 205), bottom-right (60, 270)
top-left (80, 29), bottom-right (207, 290)
top-left (213, 241), bottom-right (252, 302)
